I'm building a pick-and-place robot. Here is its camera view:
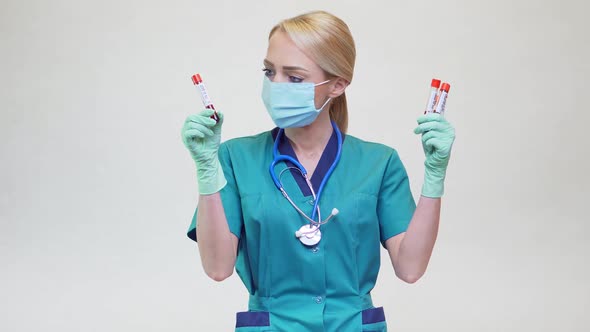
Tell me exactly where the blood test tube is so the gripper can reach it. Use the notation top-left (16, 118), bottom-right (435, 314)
top-left (425, 78), bottom-right (441, 114)
top-left (191, 73), bottom-right (219, 122)
top-left (434, 82), bottom-right (451, 115)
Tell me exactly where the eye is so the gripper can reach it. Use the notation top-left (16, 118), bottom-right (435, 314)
top-left (262, 68), bottom-right (274, 77)
top-left (289, 76), bottom-right (303, 83)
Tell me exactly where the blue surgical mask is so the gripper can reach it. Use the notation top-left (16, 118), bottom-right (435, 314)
top-left (261, 76), bottom-right (331, 128)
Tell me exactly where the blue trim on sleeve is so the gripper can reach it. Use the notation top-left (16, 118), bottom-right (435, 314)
top-left (362, 307), bottom-right (386, 324)
top-left (186, 208), bottom-right (198, 242)
top-left (187, 228), bottom-right (196, 242)
top-left (235, 311), bottom-right (270, 327)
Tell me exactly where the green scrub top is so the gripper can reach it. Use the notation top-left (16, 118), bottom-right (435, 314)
top-left (187, 128), bottom-right (416, 332)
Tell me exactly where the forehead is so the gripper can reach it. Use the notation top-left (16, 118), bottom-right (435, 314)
top-left (266, 30), bottom-right (319, 70)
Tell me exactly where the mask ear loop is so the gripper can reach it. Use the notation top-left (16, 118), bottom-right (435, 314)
top-left (318, 97), bottom-right (332, 111)
top-left (314, 79), bottom-right (331, 87)
top-left (314, 79), bottom-right (332, 112)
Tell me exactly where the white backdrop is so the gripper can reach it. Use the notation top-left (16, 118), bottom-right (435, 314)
top-left (1, 0), bottom-right (589, 331)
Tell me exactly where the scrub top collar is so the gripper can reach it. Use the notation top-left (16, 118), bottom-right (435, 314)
top-left (270, 127), bottom-right (346, 197)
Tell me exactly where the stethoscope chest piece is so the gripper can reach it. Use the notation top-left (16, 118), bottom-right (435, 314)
top-left (295, 225), bottom-right (322, 246)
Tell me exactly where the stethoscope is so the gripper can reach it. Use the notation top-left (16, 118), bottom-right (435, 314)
top-left (269, 121), bottom-right (343, 246)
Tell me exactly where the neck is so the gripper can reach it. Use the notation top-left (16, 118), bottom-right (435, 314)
top-left (284, 110), bottom-right (333, 154)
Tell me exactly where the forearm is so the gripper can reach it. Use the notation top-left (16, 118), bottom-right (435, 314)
top-left (196, 192), bottom-right (237, 281)
top-left (396, 196), bottom-right (441, 281)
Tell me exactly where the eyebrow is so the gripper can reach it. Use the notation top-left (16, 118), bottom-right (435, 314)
top-left (263, 59), bottom-right (309, 72)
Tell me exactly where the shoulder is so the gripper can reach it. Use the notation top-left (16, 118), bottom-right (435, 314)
top-left (220, 131), bottom-right (273, 155)
top-left (339, 135), bottom-right (410, 194)
top-left (344, 134), bottom-right (401, 161)
top-left (221, 131), bottom-right (272, 150)
top-left (219, 131), bottom-right (273, 164)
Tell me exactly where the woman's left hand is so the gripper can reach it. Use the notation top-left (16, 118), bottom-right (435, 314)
top-left (413, 113), bottom-right (456, 198)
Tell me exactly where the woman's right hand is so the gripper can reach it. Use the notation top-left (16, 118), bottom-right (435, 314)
top-left (181, 109), bottom-right (227, 194)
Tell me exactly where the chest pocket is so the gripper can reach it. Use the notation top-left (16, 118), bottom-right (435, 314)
top-left (350, 193), bottom-right (379, 246)
top-left (318, 192), bottom-right (380, 250)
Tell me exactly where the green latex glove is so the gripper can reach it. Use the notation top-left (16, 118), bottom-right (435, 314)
top-left (413, 113), bottom-right (456, 198)
top-left (181, 109), bottom-right (227, 195)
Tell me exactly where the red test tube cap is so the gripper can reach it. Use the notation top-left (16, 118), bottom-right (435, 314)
top-left (191, 74), bottom-right (203, 85)
top-left (440, 83), bottom-right (451, 92)
top-left (431, 79), bottom-right (441, 88)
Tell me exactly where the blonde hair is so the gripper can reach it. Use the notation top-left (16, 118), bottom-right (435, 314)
top-left (269, 11), bottom-right (356, 133)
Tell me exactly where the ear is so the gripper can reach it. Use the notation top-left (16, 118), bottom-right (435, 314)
top-left (328, 77), bottom-right (350, 98)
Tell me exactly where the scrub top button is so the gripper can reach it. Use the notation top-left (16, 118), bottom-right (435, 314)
top-left (308, 199), bottom-right (314, 205)
top-left (311, 247), bottom-right (319, 253)
top-left (314, 296), bottom-right (323, 304)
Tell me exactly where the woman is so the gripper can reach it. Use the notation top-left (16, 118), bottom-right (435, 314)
top-left (182, 10), bottom-right (455, 332)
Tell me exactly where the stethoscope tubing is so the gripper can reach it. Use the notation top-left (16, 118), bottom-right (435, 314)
top-left (269, 121), bottom-right (343, 224)
top-left (310, 123), bottom-right (342, 220)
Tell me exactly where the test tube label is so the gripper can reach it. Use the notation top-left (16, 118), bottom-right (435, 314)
top-left (425, 91), bottom-right (438, 114)
top-left (198, 84), bottom-right (213, 107)
top-left (434, 90), bottom-right (448, 114)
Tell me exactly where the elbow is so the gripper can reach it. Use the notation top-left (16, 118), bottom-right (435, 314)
top-left (397, 272), bottom-right (423, 284)
top-left (203, 260), bottom-right (234, 282)
top-left (206, 268), bottom-right (233, 282)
